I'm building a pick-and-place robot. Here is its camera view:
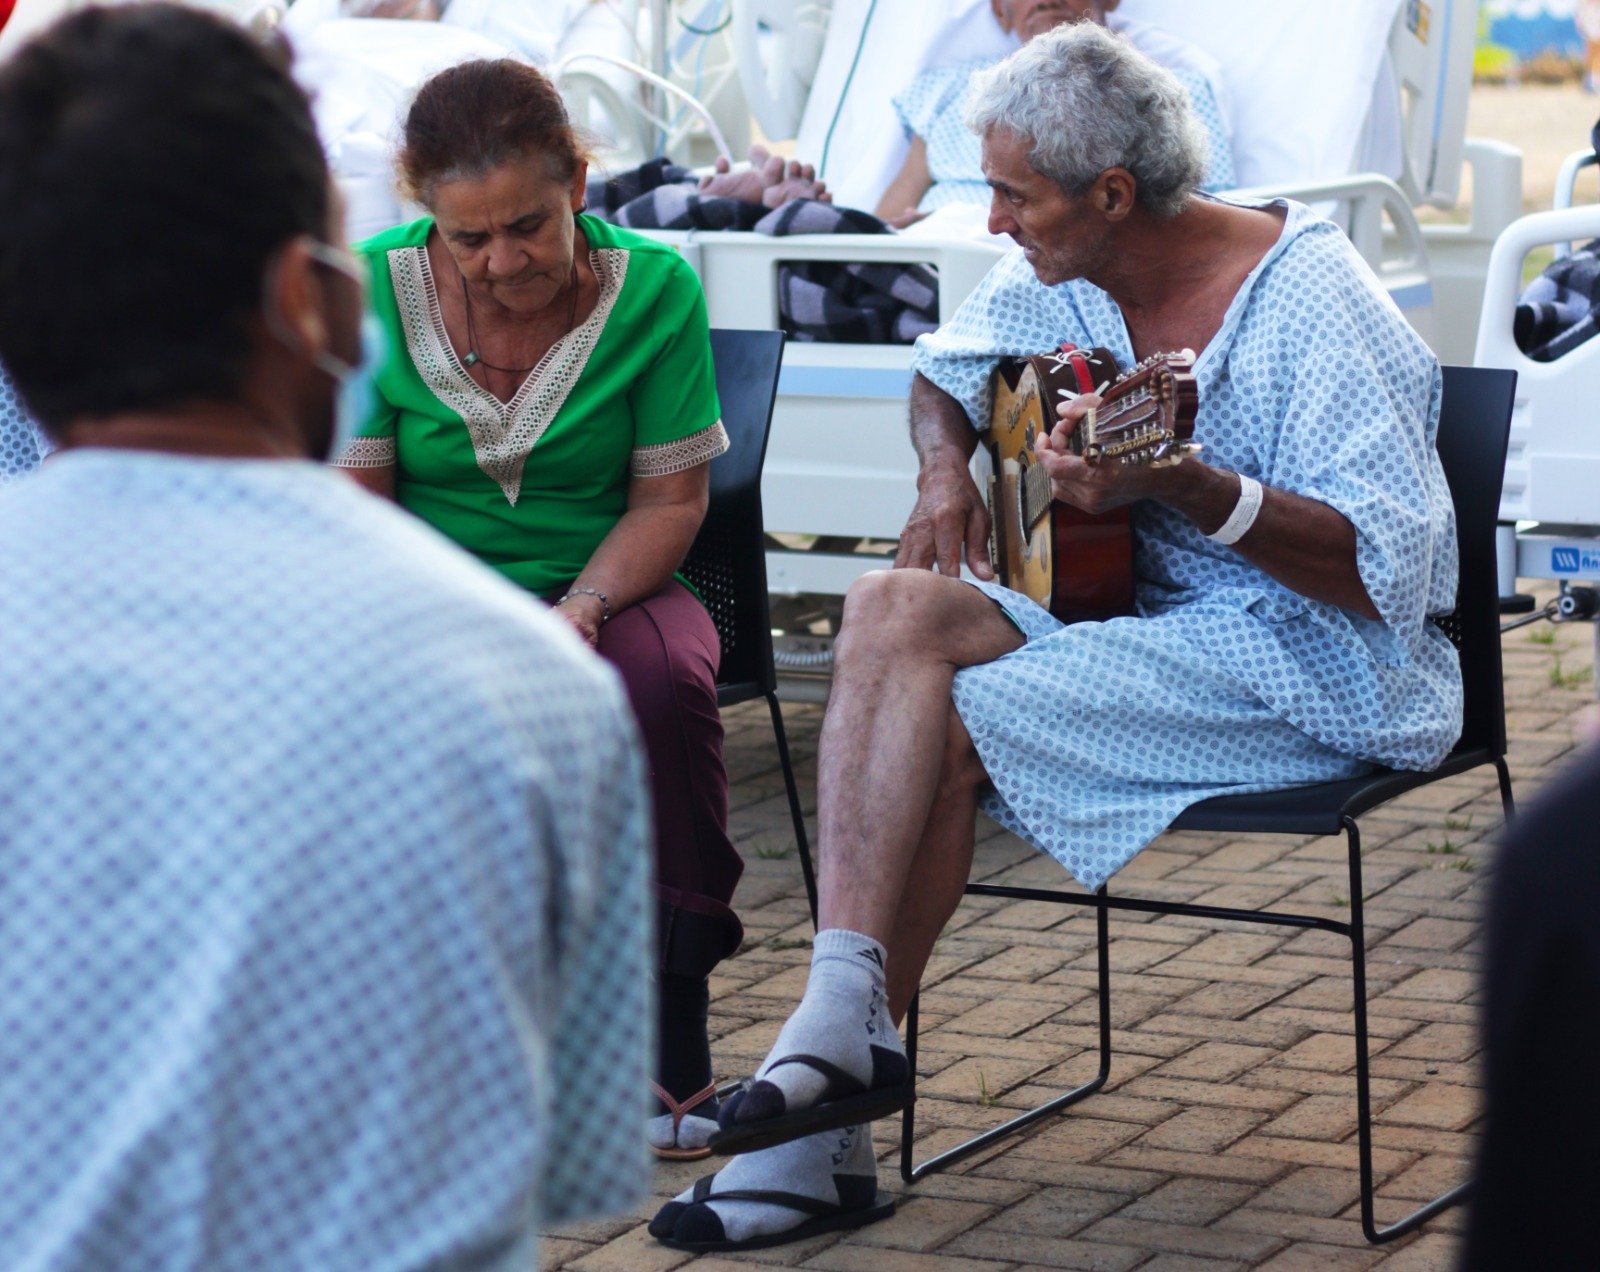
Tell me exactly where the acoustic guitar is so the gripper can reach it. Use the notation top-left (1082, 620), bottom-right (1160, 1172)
top-left (983, 345), bottom-right (1200, 623)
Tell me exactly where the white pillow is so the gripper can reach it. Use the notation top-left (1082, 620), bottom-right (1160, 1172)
top-left (795, 0), bottom-right (979, 214)
top-left (1117, 0), bottom-right (1402, 188)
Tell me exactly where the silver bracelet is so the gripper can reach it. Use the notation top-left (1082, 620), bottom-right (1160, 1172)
top-left (1207, 474), bottom-right (1264, 546)
top-left (555, 585), bottom-right (611, 624)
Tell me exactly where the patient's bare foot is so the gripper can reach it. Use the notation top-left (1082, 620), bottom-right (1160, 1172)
top-left (698, 145), bottom-right (831, 207)
top-left (698, 147), bottom-right (786, 202)
top-left (760, 155), bottom-right (831, 208)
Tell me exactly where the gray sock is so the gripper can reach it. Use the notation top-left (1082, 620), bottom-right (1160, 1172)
top-left (648, 1124), bottom-right (877, 1245)
top-left (733, 928), bottom-right (905, 1123)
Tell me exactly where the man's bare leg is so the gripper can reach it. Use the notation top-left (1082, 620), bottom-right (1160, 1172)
top-left (649, 573), bottom-right (1019, 1249)
top-left (817, 569), bottom-right (1022, 952)
top-left (882, 705), bottom-right (988, 1021)
top-left (717, 569), bottom-right (1021, 1130)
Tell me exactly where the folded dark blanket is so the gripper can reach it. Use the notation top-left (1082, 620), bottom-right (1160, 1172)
top-left (586, 160), bottom-right (939, 344)
top-left (1512, 117), bottom-right (1600, 363)
top-left (1515, 242), bottom-right (1600, 363)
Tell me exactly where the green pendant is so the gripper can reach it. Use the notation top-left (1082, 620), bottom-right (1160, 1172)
top-left (463, 351), bottom-right (479, 367)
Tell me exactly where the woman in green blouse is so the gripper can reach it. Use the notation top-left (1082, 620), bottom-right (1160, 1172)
top-left (339, 59), bottom-right (742, 1161)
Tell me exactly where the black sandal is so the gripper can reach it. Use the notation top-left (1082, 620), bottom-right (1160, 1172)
top-left (707, 1051), bottom-right (913, 1156)
top-left (650, 1173), bottom-right (895, 1252)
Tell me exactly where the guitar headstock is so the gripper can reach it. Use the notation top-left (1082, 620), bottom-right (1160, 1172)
top-left (1064, 349), bottom-right (1200, 468)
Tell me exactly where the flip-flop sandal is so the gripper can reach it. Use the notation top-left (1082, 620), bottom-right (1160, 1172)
top-left (707, 1053), bottom-right (914, 1157)
top-left (653, 1175), bottom-right (895, 1252)
top-left (650, 1080), bottom-right (720, 1162)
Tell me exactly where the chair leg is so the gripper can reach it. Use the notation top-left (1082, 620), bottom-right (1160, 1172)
top-left (1493, 755), bottom-right (1515, 826)
top-left (764, 691), bottom-right (818, 926)
top-left (899, 887), bottom-right (1114, 1183)
top-left (1344, 815), bottom-right (1471, 1243)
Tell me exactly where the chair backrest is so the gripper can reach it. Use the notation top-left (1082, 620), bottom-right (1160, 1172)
top-left (682, 328), bottom-right (786, 703)
top-left (1435, 365), bottom-right (1517, 760)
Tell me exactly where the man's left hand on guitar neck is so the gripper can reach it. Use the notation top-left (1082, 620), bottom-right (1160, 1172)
top-left (1037, 392), bottom-right (1381, 620)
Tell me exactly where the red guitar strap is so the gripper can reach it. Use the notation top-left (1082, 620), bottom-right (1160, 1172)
top-left (1057, 343), bottom-right (1097, 396)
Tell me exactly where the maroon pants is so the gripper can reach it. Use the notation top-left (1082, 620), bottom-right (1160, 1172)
top-left (597, 581), bottom-right (743, 977)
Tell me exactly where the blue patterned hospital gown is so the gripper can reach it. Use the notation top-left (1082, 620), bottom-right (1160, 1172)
top-left (893, 32), bottom-right (1235, 214)
top-left (0, 453), bottom-right (652, 1270)
top-left (912, 198), bottom-right (1461, 890)
top-left (1, 363), bottom-right (49, 485)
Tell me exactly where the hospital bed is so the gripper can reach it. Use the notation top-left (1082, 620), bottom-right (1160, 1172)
top-left (628, 0), bottom-right (1521, 613)
top-left (1474, 143), bottom-right (1600, 683)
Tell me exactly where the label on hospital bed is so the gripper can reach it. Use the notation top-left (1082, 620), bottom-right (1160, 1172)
top-left (1550, 546), bottom-right (1600, 577)
top-left (1404, 0), bottom-right (1430, 43)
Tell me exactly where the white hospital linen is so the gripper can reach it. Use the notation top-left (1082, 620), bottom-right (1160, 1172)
top-left (0, 452), bottom-right (652, 1270)
top-left (912, 198), bottom-right (1461, 889)
top-left (1118, 0), bottom-right (1403, 189)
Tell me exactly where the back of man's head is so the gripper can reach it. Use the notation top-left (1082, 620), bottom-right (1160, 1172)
top-left (0, 4), bottom-right (329, 433)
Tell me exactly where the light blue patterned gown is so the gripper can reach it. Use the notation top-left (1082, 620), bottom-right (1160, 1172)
top-left (911, 199), bottom-right (1461, 891)
top-left (1, 363), bottom-right (50, 485)
top-left (893, 30), bottom-right (1235, 214)
top-left (0, 453), bottom-right (652, 1270)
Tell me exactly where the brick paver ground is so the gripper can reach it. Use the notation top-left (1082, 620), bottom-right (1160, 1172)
top-left (545, 593), bottom-right (1596, 1271)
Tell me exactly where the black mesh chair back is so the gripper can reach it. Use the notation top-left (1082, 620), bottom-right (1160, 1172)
top-left (1435, 365), bottom-right (1515, 761)
top-left (682, 328), bottom-right (786, 708)
top-left (680, 328), bottom-right (817, 908)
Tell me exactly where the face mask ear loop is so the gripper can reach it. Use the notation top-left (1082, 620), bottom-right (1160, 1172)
top-left (261, 238), bottom-right (356, 383)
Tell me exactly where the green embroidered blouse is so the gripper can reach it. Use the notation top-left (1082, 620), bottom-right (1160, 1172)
top-left (340, 214), bottom-right (726, 597)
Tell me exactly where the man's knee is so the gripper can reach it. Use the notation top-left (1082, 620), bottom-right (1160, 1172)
top-left (839, 569), bottom-right (954, 648)
top-left (837, 570), bottom-right (1018, 670)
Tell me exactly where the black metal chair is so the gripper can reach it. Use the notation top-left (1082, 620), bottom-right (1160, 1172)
top-left (889, 365), bottom-right (1519, 1245)
top-left (681, 328), bottom-right (818, 913)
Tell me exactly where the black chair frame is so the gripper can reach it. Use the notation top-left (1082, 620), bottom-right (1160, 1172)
top-left (681, 329), bottom-right (818, 914)
top-left (885, 366), bottom-right (1520, 1245)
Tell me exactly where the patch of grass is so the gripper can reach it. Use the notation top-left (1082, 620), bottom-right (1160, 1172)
top-left (755, 844), bottom-right (793, 860)
top-left (1522, 244), bottom-right (1557, 290)
top-left (977, 1069), bottom-right (997, 1107)
top-left (1451, 859), bottom-right (1478, 874)
top-left (1426, 838), bottom-right (1459, 855)
top-left (767, 937), bottom-right (811, 952)
top-left (1526, 626), bottom-right (1556, 646)
top-left (1443, 815), bottom-right (1473, 832)
top-left (1549, 656), bottom-right (1594, 690)
top-left (1332, 895), bottom-right (1349, 908)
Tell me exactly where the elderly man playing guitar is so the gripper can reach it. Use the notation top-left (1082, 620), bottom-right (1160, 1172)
top-left (650, 21), bottom-right (1460, 1254)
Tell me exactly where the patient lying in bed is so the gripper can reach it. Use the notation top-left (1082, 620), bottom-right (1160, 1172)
top-left (875, 0), bottom-right (1234, 226)
top-left (584, 1), bottom-right (1234, 343)
top-left (596, 0), bottom-right (1231, 236)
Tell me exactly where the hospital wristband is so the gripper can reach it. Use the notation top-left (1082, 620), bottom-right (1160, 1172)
top-left (1206, 474), bottom-right (1264, 546)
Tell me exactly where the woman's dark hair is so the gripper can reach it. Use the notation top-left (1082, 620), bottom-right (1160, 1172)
top-left (399, 59), bottom-right (594, 203)
top-left (0, 4), bottom-right (330, 432)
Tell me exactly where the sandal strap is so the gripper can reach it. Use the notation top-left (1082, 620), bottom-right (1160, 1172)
top-left (688, 1176), bottom-right (841, 1217)
top-left (763, 1053), bottom-right (867, 1097)
top-left (651, 1079), bottom-right (720, 1133)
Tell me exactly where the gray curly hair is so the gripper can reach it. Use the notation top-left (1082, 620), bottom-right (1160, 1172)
top-left (966, 21), bottom-right (1207, 219)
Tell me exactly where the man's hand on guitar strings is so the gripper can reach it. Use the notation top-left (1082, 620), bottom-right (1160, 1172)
top-left (1037, 391), bottom-right (1188, 516)
top-left (1047, 390), bottom-right (1099, 448)
top-left (894, 463), bottom-right (996, 580)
